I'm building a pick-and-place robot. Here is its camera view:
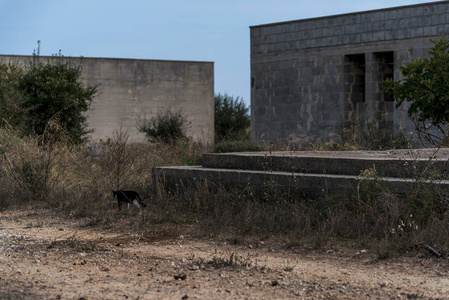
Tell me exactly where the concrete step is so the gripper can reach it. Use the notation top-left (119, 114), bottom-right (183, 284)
top-left (154, 149), bottom-right (449, 198)
top-left (202, 149), bottom-right (449, 178)
top-left (153, 165), bottom-right (449, 199)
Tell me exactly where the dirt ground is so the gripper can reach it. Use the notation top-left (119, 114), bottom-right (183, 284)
top-left (1, 209), bottom-right (449, 299)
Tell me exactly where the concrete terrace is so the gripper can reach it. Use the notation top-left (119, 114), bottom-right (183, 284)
top-left (154, 148), bottom-right (449, 199)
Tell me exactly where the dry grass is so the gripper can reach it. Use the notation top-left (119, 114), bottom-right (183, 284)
top-left (151, 158), bottom-right (449, 256)
top-left (151, 175), bottom-right (449, 257)
top-left (0, 126), bottom-right (181, 211)
top-left (1, 125), bottom-right (449, 257)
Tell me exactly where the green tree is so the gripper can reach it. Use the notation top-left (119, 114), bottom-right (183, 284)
top-left (384, 39), bottom-right (449, 144)
top-left (215, 93), bottom-right (250, 142)
top-left (0, 61), bottom-right (25, 129)
top-left (18, 42), bottom-right (98, 144)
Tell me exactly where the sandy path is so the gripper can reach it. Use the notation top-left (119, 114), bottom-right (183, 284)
top-left (1, 209), bottom-right (448, 299)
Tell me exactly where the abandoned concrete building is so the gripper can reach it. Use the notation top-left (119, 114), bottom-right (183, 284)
top-left (0, 55), bottom-right (215, 144)
top-left (250, 1), bottom-right (449, 143)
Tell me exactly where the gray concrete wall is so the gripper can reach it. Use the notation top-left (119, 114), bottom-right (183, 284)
top-left (250, 1), bottom-right (449, 143)
top-left (0, 55), bottom-right (214, 144)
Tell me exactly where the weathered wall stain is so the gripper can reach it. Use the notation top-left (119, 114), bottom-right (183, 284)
top-left (250, 2), bottom-right (449, 143)
top-left (0, 55), bottom-right (214, 144)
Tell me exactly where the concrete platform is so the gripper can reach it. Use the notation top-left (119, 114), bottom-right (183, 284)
top-left (154, 149), bottom-right (449, 198)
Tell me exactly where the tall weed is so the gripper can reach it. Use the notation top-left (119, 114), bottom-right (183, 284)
top-left (285, 122), bottom-right (413, 151)
top-left (0, 123), bottom-right (66, 202)
top-left (153, 170), bottom-right (449, 253)
top-left (3, 120), bottom-right (449, 256)
top-left (0, 125), bottom-right (186, 220)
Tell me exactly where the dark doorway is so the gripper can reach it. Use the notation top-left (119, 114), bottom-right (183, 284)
top-left (344, 54), bottom-right (366, 129)
top-left (373, 51), bottom-right (395, 129)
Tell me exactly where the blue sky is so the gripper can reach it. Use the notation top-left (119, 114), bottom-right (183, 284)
top-left (0, 0), bottom-right (439, 107)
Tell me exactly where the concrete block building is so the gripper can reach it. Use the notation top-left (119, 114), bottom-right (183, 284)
top-left (250, 1), bottom-right (449, 143)
top-left (0, 55), bottom-right (214, 144)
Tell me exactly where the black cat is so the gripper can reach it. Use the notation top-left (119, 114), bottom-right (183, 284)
top-left (112, 190), bottom-right (147, 210)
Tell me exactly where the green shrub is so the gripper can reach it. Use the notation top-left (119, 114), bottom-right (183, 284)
top-left (384, 39), bottom-right (449, 145)
top-left (0, 42), bottom-right (98, 144)
top-left (137, 108), bottom-right (189, 143)
top-left (0, 61), bottom-right (25, 130)
top-left (18, 42), bottom-right (97, 144)
top-left (215, 93), bottom-right (250, 142)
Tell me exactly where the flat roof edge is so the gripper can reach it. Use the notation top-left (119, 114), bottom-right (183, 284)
top-left (250, 1), bottom-right (447, 28)
top-left (0, 54), bottom-right (214, 64)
